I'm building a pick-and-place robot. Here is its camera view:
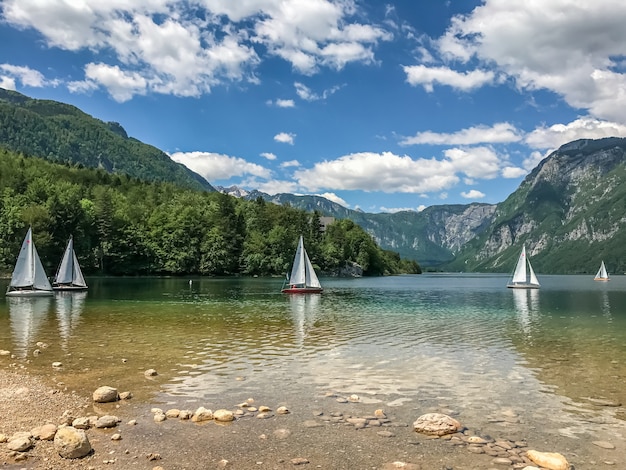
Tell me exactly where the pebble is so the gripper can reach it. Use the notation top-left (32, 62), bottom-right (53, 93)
top-left (592, 440), bottom-right (615, 449)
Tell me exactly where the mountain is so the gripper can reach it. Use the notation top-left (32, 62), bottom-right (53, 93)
top-left (446, 137), bottom-right (626, 274)
top-left (225, 137), bottom-right (626, 273)
top-left (0, 88), bottom-right (214, 192)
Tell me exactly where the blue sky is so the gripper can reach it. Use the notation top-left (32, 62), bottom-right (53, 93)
top-left (2, 1), bottom-right (626, 213)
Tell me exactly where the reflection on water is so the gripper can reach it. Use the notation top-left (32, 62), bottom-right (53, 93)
top-left (55, 291), bottom-right (87, 351)
top-left (8, 296), bottom-right (52, 358)
top-left (511, 288), bottom-right (539, 336)
top-left (1, 274), bottom-right (626, 458)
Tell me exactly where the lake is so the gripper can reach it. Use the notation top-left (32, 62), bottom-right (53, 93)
top-left (1, 274), bottom-right (625, 468)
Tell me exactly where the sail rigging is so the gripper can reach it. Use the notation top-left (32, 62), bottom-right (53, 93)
top-left (282, 236), bottom-right (322, 293)
top-left (507, 245), bottom-right (540, 289)
top-left (53, 236), bottom-right (88, 290)
top-left (6, 227), bottom-right (53, 296)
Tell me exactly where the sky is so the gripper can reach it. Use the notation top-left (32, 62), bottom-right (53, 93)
top-left (2, 1), bottom-right (626, 213)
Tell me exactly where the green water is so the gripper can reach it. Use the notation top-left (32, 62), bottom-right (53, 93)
top-left (1, 274), bottom-right (626, 464)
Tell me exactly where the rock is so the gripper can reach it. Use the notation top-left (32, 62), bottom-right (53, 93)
top-left (258, 406), bottom-right (271, 412)
top-left (348, 394), bottom-right (360, 402)
top-left (375, 409), bottom-right (387, 418)
top-left (93, 386), bottom-right (119, 403)
top-left (7, 435), bottom-right (33, 452)
top-left (52, 361), bottom-right (62, 368)
top-left (413, 413), bottom-right (462, 436)
top-left (277, 406), bottom-right (290, 414)
top-left (179, 410), bottom-right (193, 420)
top-left (31, 423), bottom-right (57, 440)
top-left (119, 391), bottom-right (133, 400)
top-left (592, 441), bottom-right (616, 449)
top-left (111, 433), bottom-right (122, 440)
top-left (144, 368), bottom-right (158, 377)
top-left (291, 457), bottom-right (310, 465)
top-left (526, 450), bottom-right (569, 470)
top-left (165, 409), bottom-right (180, 418)
top-left (54, 426), bottom-right (92, 459)
top-left (95, 415), bottom-right (120, 428)
top-left (273, 428), bottom-right (291, 439)
top-left (191, 407), bottom-right (213, 422)
top-left (213, 409), bottom-right (235, 422)
top-left (72, 417), bottom-right (91, 429)
top-left (381, 462), bottom-right (421, 469)
top-left (154, 412), bottom-right (166, 423)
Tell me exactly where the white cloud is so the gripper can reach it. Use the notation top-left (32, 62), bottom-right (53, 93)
top-left (2, 0), bottom-right (388, 101)
top-left (294, 148), bottom-right (514, 194)
top-left (401, 122), bottom-right (522, 146)
top-left (316, 192), bottom-right (348, 207)
top-left (379, 206), bottom-right (423, 213)
top-left (294, 151), bottom-right (459, 193)
top-left (260, 152), bottom-right (277, 160)
top-left (525, 117), bottom-right (626, 150)
top-left (523, 151), bottom-right (548, 171)
top-left (250, 178), bottom-right (299, 195)
top-left (501, 166), bottom-right (528, 179)
top-left (0, 64), bottom-right (50, 88)
top-left (294, 81), bottom-right (342, 101)
top-left (443, 147), bottom-right (502, 179)
top-left (274, 99), bottom-right (295, 107)
top-left (274, 132), bottom-right (296, 144)
top-left (170, 151), bottom-right (271, 181)
top-left (0, 76), bottom-right (16, 90)
top-left (460, 189), bottom-right (485, 199)
top-left (403, 65), bottom-right (495, 92)
top-left (81, 63), bottom-right (148, 102)
top-left (437, 1), bottom-right (626, 122)
top-left (280, 160), bottom-right (300, 167)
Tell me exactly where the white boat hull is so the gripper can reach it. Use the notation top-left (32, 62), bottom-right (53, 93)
top-left (6, 289), bottom-right (54, 297)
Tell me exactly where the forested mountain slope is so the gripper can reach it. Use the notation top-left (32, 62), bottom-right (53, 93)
top-left (0, 88), bottom-right (213, 192)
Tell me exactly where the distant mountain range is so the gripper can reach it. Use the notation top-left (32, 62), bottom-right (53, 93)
top-left (220, 137), bottom-right (626, 274)
top-left (2, 88), bottom-right (625, 274)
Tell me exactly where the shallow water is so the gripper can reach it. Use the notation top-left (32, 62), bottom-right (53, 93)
top-left (1, 274), bottom-right (625, 468)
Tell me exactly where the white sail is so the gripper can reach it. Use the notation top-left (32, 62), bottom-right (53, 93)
top-left (284, 235), bottom-right (322, 292)
top-left (511, 246), bottom-right (528, 284)
top-left (508, 245), bottom-right (540, 289)
top-left (7, 227), bottom-right (53, 295)
top-left (594, 261), bottom-right (609, 281)
top-left (54, 236), bottom-right (87, 288)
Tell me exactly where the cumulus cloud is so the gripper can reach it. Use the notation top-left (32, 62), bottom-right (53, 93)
top-left (401, 122), bottom-right (522, 146)
top-left (280, 160), bottom-right (300, 168)
top-left (460, 189), bottom-right (485, 199)
top-left (0, 64), bottom-right (51, 88)
top-left (525, 117), bottom-right (626, 150)
top-left (501, 166), bottom-right (528, 179)
top-left (403, 65), bottom-right (495, 92)
top-left (260, 152), bottom-right (277, 160)
top-left (436, 1), bottom-right (626, 121)
top-left (294, 151), bottom-right (460, 193)
top-left (1, 0), bottom-right (392, 100)
top-left (274, 132), bottom-right (296, 144)
top-left (170, 151), bottom-right (271, 181)
top-left (316, 192), bottom-right (348, 207)
top-left (274, 99), bottom-right (295, 108)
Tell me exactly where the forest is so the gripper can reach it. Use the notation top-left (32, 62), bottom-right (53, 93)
top-left (0, 148), bottom-right (421, 278)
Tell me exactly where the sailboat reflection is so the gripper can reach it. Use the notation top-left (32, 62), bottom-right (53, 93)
top-left (600, 289), bottom-right (611, 320)
top-left (512, 288), bottom-right (539, 336)
top-left (55, 291), bottom-right (87, 351)
top-left (289, 293), bottom-right (321, 347)
top-left (8, 296), bottom-right (53, 358)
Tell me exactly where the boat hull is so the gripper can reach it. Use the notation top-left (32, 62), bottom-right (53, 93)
top-left (507, 283), bottom-right (540, 289)
top-left (53, 285), bottom-right (88, 291)
top-left (6, 288), bottom-right (54, 297)
top-left (281, 287), bottom-right (323, 294)
top-left (593, 278), bottom-right (610, 282)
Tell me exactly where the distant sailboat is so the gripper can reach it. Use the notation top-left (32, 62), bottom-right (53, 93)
top-left (282, 235), bottom-right (323, 294)
top-left (507, 245), bottom-right (540, 289)
top-left (594, 260), bottom-right (610, 282)
top-left (52, 236), bottom-right (88, 291)
top-left (6, 227), bottom-right (53, 296)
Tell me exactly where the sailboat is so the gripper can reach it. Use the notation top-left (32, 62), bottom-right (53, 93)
top-left (594, 260), bottom-right (610, 282)
top-left (6, 227), bottom-right (54, 297)
top-left (52, 236), bottom-right (88, 291)
top-left (507, 245), bottom-right (540, 289)
top-left (282, 235), bottom-right (323, 294)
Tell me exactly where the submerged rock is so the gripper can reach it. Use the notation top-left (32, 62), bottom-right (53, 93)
top-left (92, 386), bottom-right (119, 403)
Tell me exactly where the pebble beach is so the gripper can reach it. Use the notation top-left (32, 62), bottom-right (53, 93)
top-left (1, 364), bottom-right (624, 470)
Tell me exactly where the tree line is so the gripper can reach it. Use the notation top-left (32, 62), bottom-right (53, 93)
top-left (0, 148), bottom-right (421, 277)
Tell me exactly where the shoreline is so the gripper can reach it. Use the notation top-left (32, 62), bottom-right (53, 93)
top-left (1, 367), bottom-right (623, 469)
